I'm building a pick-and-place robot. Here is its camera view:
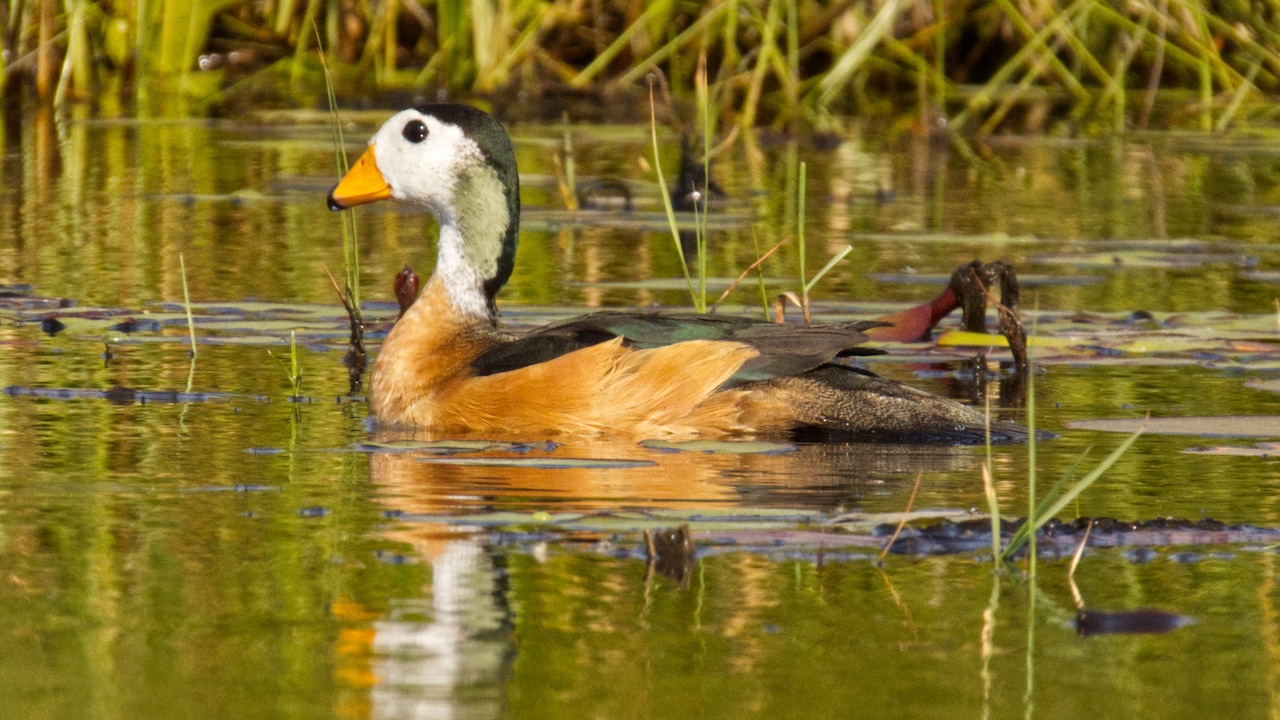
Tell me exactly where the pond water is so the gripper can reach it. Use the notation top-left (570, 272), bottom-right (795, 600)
top-left (1, 105), bottom-right (1278, 719)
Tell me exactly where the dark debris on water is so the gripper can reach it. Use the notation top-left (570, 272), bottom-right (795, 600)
top-left (875, 515), bottom-right (1274, 556)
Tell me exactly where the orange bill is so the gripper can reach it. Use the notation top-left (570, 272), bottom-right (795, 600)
top-left (328, 146), bottom-right (392, 210)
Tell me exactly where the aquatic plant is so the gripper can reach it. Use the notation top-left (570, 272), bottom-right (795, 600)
top-left (319, 37), bottom-right (366, 394)
top-left (268, 329), bottom-right (304, 400)
top-left (648, 74), bottom-right (702, 311)
top-left (980, 317), bottom-right (1146, 563)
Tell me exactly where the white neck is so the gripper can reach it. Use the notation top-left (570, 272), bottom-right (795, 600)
top-left (434, 222), bottom-right (494, 321)
top-left (425, 166), bottom-right (512, 322)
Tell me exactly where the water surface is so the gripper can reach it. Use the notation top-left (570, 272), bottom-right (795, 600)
top-left (1, 107), bottom-right (1279, 718)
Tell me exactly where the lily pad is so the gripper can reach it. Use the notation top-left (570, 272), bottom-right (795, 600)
top-left (640, 439), bottom-right (796, 454)
top-left (851, 232), bottom-right (1041, 245)
top-left (565, 277), bottom-right (786, 291)
top-left (1182, 442), bottom-right (1280, 457)
top-left (1069, 416), bottom-right (1280, 437)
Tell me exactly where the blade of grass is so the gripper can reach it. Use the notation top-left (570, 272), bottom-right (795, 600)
top-left (1215, 56), bottom-right (1262, 131)
top-left (290, 329), bottom-right (301, 397)
top-left (614, 2), bottom-right (731, 89)
top-left (878, 472), bottom-right (924, 565)
top-left (314, 26), bottom-right (361, 310)
top-left (982, 462), bottom-right (1002, 562)
top-left (648, 77), bottom-right (700, 311)
top-left (933, 0), bottom-right (946, 107)
top-left (697, 52), bottom-right (711, 309)
top-left (710, 235), bottom-right (787, 312)
top-left (816, 0), bottom-right (904, 108)
top-left (317, 26), bottom-right (366, 392)
top-left (803, 245), bottom-right (853, 295)
top-left (572, 0), bottom-right (669, 88)
top-left (179, 252), bottom-right (197, 359)
top-left (796, 160), bottom-right (808, 321)
top-left (982, 392), bottom-right (1001, 562)
top-left (953, 0), bottom-right (1089, 132)
top-left (1025, 322), bottom-right (1037, 573)
top-left (739, 0), bottom-right (782, 130)
top-left (1027, 447), bottom-right (1091, 520)
top-left (1067, 519), bottom-right (1093, 610)
top-left (1001, 425), bottom-right (1144, 561)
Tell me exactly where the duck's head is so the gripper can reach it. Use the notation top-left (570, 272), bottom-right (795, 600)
top-left (328, 104), bottom-right (520, 319)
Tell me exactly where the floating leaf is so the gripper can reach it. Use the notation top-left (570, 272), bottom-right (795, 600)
top-left (1112, 336), bottom-right (1226, 354)
top-left (357, 439), bottom-right (517, 454)
top-left (1069, 416), bottom-right (1280, 437)
top-left (1241, 270), bottom-right (1280, 283)
top-left (1246, 379), bottom-right (1280, 393)
top-left (565, 277), bottom-right (787, 291)
top-left (934, 330), bottom-right (1078, 348)
top-left (640, 439), bottom-right (796, 454)
top-left (390, 510), bottom-right (588, 525)
top-left (851, 232), bottom-right (1040, 245)
top-left (1183, 443), bottom-right (1280, 457)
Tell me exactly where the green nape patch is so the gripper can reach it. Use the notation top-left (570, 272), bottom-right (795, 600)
top-left (1069, 416), bottom-right (1280, 438)
top-left (640, 439), bottom-right (796, 454)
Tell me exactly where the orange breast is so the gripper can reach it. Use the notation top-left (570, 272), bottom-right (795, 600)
top-left (370, 280), bottom-right (803, 438)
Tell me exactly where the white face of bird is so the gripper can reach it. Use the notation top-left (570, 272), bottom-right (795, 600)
top-left (329, 108), bottom-right (488, 223)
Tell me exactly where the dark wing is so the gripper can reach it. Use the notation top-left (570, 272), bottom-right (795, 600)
top-left (471, 310), bottom-right (887, 385)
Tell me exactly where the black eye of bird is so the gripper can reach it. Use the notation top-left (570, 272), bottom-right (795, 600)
top-left (403, 120), bottom-right (428, 143)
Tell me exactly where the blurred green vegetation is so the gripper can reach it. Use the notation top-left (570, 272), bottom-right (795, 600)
top-left (4, 1), bottom-right (1280, 130)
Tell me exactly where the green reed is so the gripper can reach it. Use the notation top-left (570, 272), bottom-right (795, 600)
top-left (5, 2), bottom-right (1275, 132)
top-left (647, 77), bottom-right (700, 312)
top-left (268, 329), bottom-right (304, 399)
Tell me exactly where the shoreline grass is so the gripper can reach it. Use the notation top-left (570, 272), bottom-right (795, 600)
top-left (4, 2), bottom-right (1277, 133)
